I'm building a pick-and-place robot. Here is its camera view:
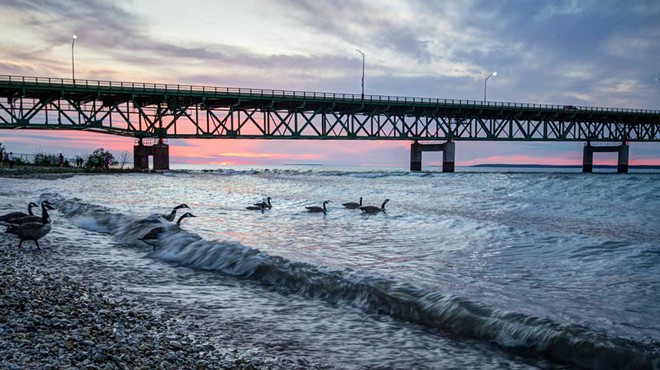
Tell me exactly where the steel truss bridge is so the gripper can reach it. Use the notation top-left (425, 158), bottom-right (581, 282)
top-left (1, 75), bottom-right (659, 171)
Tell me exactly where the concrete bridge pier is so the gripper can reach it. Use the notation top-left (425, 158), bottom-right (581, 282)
top-left (410, 140), bottom-right (455, 172)
top-left (134, 139), bottom-right (170, 171)
top-left (582, 142), bottom-right (629, 173)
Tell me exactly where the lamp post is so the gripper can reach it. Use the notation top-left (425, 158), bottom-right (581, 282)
top-left (355, 49), bottom-right (365, 99)
top-left (484, 71), bottom-right (497, 102)
top-left (71, 35), bottom-right (77, 80)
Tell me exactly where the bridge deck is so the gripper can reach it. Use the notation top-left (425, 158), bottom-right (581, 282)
top-left (1, 75), bottom-right (659, 141)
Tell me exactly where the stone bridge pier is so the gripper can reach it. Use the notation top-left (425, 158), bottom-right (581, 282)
top-left (134, 139), bottom-right (170, 171)
top-left (410, 140), bottom-right (455, 172)
top-left (582, 142), bottom-right (629, 173)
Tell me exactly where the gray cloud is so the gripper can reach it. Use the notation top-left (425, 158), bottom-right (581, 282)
top-left (0, 0), bottom-right (367, 89)
top-left (1, 0), bottom-right (658, 108)
top-left (281, 0), bottom-right (434, 62)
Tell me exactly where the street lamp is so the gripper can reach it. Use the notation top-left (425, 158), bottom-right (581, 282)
top-left (484, 71), bottom-right (497, 102)
top-left (355, 49), bottom-right (365, 99)
top-left (71, 35), bottom-right (77, 80)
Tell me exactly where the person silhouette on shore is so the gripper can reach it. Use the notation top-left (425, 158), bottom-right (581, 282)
top-left (7, 152), bottom-right (15, 169)
top-left (59, 153), bottom-right (64, 167)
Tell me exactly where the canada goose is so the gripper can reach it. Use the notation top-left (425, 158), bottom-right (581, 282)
top-left (254, 196), bottom-right (272, 209)
top-left (162, 204), bottom-right (190, 222)
top-left (9, 201), bottom-right (54, 225)
top-left (5, 201), bottom-right (54, 249)
top-left (360, 199), bottom-right (390, 214)
top-left (140, 212), bottom-right (196, 247)
top-left (342, 197), bottom-right (362, 209)
top-left (306, 200), bottom-right (330, 213)
top-left (246, 203), bottom-right (267, 211)
top-left (0, 202), bottom-right (39, 223)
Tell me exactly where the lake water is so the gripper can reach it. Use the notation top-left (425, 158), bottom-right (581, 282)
top-left (1, 165), bottom-right (659, 369)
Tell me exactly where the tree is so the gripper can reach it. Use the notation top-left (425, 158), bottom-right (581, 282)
top-left (118, 150), bottom-right (130, 169)
top-left (33, 152), bottom-right (58, 166)
top-left (87, 148), bottom-right (118, 170)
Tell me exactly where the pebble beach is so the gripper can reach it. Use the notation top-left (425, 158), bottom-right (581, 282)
top-left (0, 244), bottom-right (330, 370)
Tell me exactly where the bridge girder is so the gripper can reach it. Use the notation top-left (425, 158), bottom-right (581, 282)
top-left (0, 75), bottom-right (659, 142)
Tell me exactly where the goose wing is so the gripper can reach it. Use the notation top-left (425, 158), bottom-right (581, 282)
top-left (140, 226), bottom-right (165, 241)
top-left (8, 215), bottom-right (43, 225)
top-left (6, 221), bottom-right (52, 240)
top-left (0, 202), bottom-right (40, 223)
top-left (343, 197), bottom-right (362, 208)
top-left (360, 206), bottom-right (380, 213)
top-left (0, 211), bottom-right (29, 223)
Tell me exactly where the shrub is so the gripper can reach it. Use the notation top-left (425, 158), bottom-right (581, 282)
top-left (33, 152), bottom-right (59, 166)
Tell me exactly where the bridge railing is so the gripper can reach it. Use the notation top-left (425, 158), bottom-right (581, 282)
top-left (1, 74), bottom-right (659, 115)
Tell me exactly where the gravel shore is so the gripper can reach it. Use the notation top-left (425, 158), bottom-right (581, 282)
top-left (1, 193), bottom-right (328, 370)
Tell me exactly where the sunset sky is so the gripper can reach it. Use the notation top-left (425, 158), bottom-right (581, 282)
top-left (1, 0), bottom-right (659, 167)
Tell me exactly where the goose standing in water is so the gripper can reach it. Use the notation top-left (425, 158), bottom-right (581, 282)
top-left (254, 196), bottom-right (272, 209)
top-left (5, 201), bottom-right (55, 249)
top-left (8, 200), bottom-right (54, 225)
top-left (0, 202), bottom-right (39, 224)
top-left (306, 200), bottom-right (330, 213)
top-left (140, 212), bottom-right (196, 248)
top-left (161, 204), bottom-right (190, 222)
top-left (342, 197), bottom-right (362, 209)
top-left (360, 199), bottom-right (390, 214)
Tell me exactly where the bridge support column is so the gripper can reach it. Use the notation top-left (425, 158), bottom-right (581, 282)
top-left (617, 143), bottom-right (629, 173)
top-left (443, 141), bottom-right (455, 172)
top-left (410, 140), bottom-right (455, 172)
top-left (582, 143), bottom-right (594, 173)
top-left (153, 142), bottom-right (170, 170)
top-left (133, 139), bottom-right (170, 171)
top-left (582, 142), bottom-right (629, 173)
top-left (410, 141), bottom-right (423, 171)
top-left (134, 141), bottom-right (151, 171)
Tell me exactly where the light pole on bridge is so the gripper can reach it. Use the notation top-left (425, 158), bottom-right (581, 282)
top-left (71, 35), bottom-right (77, 80)
top-left (484, 71), bottom-right (497, 102)
top-left (355, 49), bottom-right (365, 99)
